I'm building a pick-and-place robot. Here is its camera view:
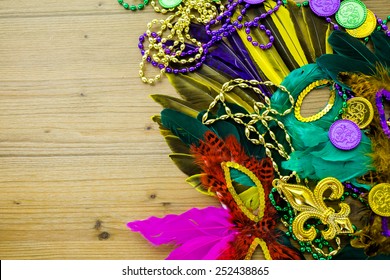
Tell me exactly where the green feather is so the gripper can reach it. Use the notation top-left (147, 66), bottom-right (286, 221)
top-left (164, 135), bottom-right (191, 154)
top-left (371, 30), bottom-right (390, 67)
top-left (166, 73), bottom-right (215, 110)
top-left (167, 71), bottom-right (220, 100)
top-left (316, 54), bottom-right (375, 86)
top-left (168, 65), bottom-right (258, 113)
top-left (186, 174), bottom-right (215, 196)
top-left (169, 153), bottom-right (202, 176)
top-left (301, 5), bottom-right (329, 59)
top-left (328, 30), bottom-right (380, 65)
top-left (271, 63), bottom-right (327, 113)
top-left (198, 65), bottom-right (258, 112)
top-left (230, 168), bottom-right (255, 187)
top-left (287, 0), bottom-right (316, 63)
top-left (151, 94), bottom-right (200, 118)
top-left (161, 108), bottom-right (213, 146)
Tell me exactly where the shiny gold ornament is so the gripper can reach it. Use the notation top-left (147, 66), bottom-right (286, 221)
top-left (273, 177), bottom-right (354, 242)
top-left (368, 183), bottom-right (390, 217)
top-left (342, 97), bottom-right (374, 129)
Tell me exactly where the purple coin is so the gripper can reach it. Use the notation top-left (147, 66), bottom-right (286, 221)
top-left (243, 0), bottom-right (265, 4)
top-left (309, 0), bottom-right (341, 17)
top-left (329, 119), bottom-right (362, 150)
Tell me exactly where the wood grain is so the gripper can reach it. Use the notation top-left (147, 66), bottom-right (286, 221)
top-left (0, 0), bottom-right (389, 259)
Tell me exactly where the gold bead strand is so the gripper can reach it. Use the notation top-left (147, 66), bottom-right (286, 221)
top-left (202, 79), bottom-right (296, 179)
top-left (139, 0), bottom-right (222, 84)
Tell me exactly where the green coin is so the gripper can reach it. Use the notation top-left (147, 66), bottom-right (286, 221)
top-left (158, 0), bottom-right (182, 9)
top-left (335, 0), bottom-right (367, 29)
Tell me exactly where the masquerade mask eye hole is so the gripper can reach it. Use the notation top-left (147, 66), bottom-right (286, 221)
top-left (221, 161), bottom-right (266, 222)
top-left (295, 80), bottom-right (336, 122)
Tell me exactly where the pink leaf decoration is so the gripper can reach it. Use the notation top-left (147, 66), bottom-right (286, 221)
top-left (127, 206), bottom-right (238, 260)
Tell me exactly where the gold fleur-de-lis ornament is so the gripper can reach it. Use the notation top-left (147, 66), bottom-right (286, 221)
top-left (273, 177), bottom-right (354, 242)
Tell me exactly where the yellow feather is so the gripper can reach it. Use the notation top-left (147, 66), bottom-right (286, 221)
top-left (232, 12), bottom-right (289, 85)
top-left (264, 0), bottom-right (308, 67)
top-left (325, 24), bottom-right (333, 54)
top-left (301, 5), bottom-right (330, 59)
top-left (287, 0), bottom-right (316, 62)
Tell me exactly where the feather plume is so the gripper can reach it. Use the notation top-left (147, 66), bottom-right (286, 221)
top-left (263, 0), bottom-right (309, 69)
top-left (271, 63), bottom-right (328, 113)
top-left (301, 5), bottom-right (330, 58)
top-left (128, 206), bottom-right (237, 260)
top-left (316, 54), bottom-right (375, 86)
top-left (232, 8), bottom-right (290, 84)
top-left (160, 108), bottom-right (212, 146)
top-left (167, 65), bottom-right (257, 114)
top-left (340, 69), bottom-right (390, 183)
top-left (371, 31), bottom-right (390, 67)
top-left (226, 31), bottom-right (267, 82)
top-left (328, 30), bottom-right (380, 65)
top-left (169, 153), bottom-right (202, 176)
top-left (164, 135), bottom-right (191, 154)
top-left (287, 0), bottom-right (316, 63)
top-left (151, 94), bottom-right (200, 118)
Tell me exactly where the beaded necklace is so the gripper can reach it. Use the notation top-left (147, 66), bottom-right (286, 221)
top-left (138, 0), bottom-right (285, 83)
top-left (117, 0), bottom-right (149, 11)
top-left (129, 0), bottom-right (390, 83)
top-left (375, 88), bottom-right (390, 138)
top-left (201, 78), bottom-right (295, 178)
top-left (205, 0), bottom-right (283, 50)
top-left (138, 0), bottom-right (224, 84)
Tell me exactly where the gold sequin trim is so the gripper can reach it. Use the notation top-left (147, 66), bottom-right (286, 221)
top-left (294, 80), bottom-right (336, 122)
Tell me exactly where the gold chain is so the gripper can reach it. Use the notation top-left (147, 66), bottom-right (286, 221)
top-left (202, 79), bottom-right (295, 178)
top-left (294, 79), bottom-right (336, 122)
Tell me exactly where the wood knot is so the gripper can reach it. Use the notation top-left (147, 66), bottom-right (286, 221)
top-left (94, 219), bottom-right (102, 230)
top-left (98, 231), bottom-right (110, 240)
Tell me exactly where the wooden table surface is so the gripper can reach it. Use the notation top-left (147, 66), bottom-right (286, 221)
top-left (0, 0), bottom-right (389, 260)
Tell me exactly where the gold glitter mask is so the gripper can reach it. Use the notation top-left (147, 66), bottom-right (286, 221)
top-left (221, 161), bottom-right (272, 260)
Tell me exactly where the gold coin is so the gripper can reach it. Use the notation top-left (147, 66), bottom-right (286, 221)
top-left (368, 183), bottom-right (390, 217)
top-left (346, 9), bottom-right (377, 38)
top-left (342, 97), bottom-right (374, 129)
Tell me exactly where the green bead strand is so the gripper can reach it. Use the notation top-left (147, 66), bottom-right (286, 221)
top-left (117, 0), bottom-right (149, 11)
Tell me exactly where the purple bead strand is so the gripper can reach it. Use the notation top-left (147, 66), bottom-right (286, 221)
top-left (375, 88), bottom-right (390, 138)
top-left (377, 16), bottom-right (390, 37)
top-left (138, 0), bottom-right (283, 76)
top-left (382, 217), bottom-right (390, 237)
top-left (344, 182), bottom-right (364, 195)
